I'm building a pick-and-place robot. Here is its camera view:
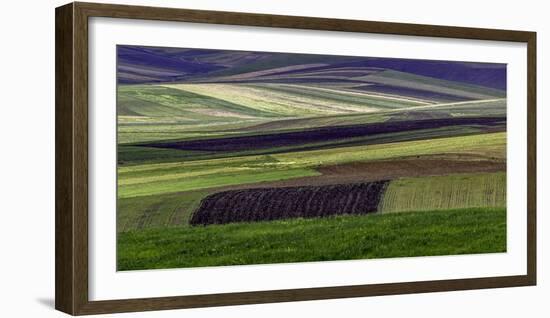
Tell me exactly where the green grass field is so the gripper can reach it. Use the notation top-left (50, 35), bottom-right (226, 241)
top-left (117, 207), bottom-right (506, 270)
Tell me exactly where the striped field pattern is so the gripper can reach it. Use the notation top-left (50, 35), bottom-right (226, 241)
top-left (380, 172), bottom-right (506, 213)
top-left (116, 45), bottom-right (508, 269)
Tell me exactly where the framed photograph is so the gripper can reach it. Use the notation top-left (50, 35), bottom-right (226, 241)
top-left (55, 2), bottom-right (537, 315)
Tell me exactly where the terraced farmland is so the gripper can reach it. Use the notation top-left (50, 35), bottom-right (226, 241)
top-left (116, 45), bottom-right (508, 270)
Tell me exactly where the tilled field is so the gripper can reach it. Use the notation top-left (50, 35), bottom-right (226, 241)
top-left (190, 181), bottom-right (388, 225)
top-left (204, 155), bottom-right (506, 191)
top-left (146, 117), bottom-right (505, 152)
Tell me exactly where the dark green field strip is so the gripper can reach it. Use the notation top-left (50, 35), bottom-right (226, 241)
top-left (118, 145), bottom-right (209, 164)
top-left (117, 207), bottom-right (506, 270)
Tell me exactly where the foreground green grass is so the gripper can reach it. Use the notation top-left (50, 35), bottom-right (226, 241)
top-left (380, 172), bottom-right (506, 213)
top-left (117, 207), bottom-right (506, 270)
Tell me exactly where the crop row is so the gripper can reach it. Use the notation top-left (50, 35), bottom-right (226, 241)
top-left (190, 181), bottom-right (388, 225)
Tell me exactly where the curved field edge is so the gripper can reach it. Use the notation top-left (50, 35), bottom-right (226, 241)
top-left (117, 207), bottom-right (506, 270)
top-left (380, 172), bottom-right (506, 213)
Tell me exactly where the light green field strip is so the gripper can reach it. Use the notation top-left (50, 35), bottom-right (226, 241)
top-left (388, 98), bottom-right (506, 112)
top-left (164, 82), bottom-right (429, 116)
top-left (252, 83), bottom-right (424, 110)
top-left (272, 132), bottom-right (506, 167)
top-left (117, 120), bottom-right (263, 144)
top-left (117, 108), bottom-right (271, 144)
top-left (276, 84), bottom-right (433, 105)
top-left (164, 83), bottom-right (381, 116)
top-left (118, 168), bottom-right (320, 199)
top-left (118, 132), bottom-right (505, 199)
top-left (380, 172), bottom-right (506, 213)
top-left (119, 166), bottom-right (261, 186)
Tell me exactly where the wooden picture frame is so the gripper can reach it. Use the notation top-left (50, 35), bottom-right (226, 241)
top-left (55, 2), bottom-right (536, 315)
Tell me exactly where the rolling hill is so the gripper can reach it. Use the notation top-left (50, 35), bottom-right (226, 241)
top-left (117, 45), bottom-right (507, 90)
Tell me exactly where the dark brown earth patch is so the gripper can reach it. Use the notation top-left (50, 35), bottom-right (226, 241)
top-left (316, 156), bottom-right (506, 181)
top-left (211, 155), bottom-right (506, 192)
top-left (190, 181), bottom-right (389, 226)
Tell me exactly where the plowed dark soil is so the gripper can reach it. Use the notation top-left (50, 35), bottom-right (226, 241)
top-left (190, 181), bottom-right (388, 225)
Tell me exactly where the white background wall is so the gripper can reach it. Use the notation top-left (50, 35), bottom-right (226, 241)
top-left (0, 0), bottom-right (547, 316)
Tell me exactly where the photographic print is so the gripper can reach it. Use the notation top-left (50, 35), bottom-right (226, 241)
top-left (116, 45), bottom-right (507, 271)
